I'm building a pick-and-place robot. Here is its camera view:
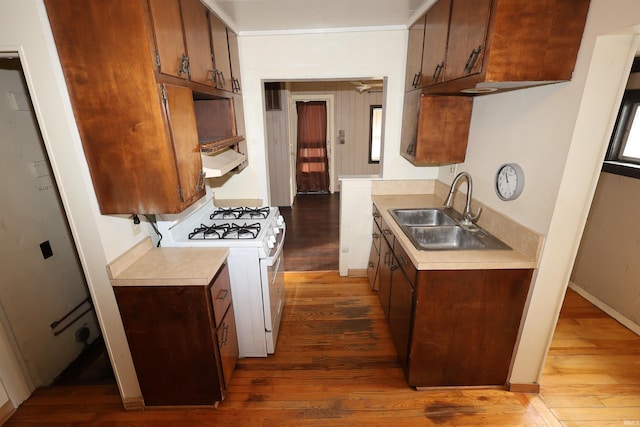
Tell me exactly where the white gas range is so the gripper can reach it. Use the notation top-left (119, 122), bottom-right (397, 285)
top-left (156, 195), bottom-right (285, 357)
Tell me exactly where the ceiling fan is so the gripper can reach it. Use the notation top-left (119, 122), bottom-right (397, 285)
top-left (351, 80), bottom-right (384, 93)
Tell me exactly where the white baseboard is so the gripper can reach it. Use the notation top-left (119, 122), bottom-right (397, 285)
top-left (568, 282), bottom-right (640, 336)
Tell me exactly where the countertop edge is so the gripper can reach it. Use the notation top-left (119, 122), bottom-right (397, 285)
top-left (373, 194), bottom-right (539, 271)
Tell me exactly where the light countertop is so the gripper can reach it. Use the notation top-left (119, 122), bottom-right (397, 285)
top-left (372, 194), bottom-right (540, 270)
top-left (107, 238), bottom-right (229, 287)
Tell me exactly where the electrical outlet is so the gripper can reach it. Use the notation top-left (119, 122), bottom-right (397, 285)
top-left (131, 217), bottom-right (141, 235)
top-left (449, 164), bottom-right (457, 175)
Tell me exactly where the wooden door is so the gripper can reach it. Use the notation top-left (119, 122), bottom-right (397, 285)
top-left (148, 0), bottom-right (188, 79)
top-left (227, 30), bottom-right (242, 93)
top-left (420, 0), bottom-right (451, 86)
top-left (377, 237), bottom-right (393, 319)
top-left (217, 305), bottom-right (239, 390)
top-left (209, 13), bottom-right (233, 91)
top-left (180, 0), bottom-right (214, 86)
top-left (443, 0), bottom-right (492, 82)
top-left (161, 84), bottom-right (205, 208)
top-left (405, 15), bottom-right (425, 91)
top-left (388, 270), bottom-right (414, 368)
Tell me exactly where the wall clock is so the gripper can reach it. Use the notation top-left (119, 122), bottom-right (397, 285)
top-left (495, 163), bottom-right (525, 201)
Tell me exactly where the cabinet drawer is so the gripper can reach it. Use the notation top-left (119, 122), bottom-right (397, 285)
top-left (210, 263), bottom-right (232, 327)
top-left (393, 240), bottom-right (416, 287)
top-left (217, 304), bottom-right (239, 390)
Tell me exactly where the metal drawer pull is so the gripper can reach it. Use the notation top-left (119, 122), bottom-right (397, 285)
top-left (220, 323), bottom-right (229, 346)
top-left (217, 289), bottom-right (229, 301)
top-left (398, 254), bottom-right (408, 266)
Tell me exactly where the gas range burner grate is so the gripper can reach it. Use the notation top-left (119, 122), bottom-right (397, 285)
top-left (223, 222), bottom-right (261, 239)
top-left (210, 207), bottom-right (271, 220)
top-left (187, 222), bottom-right (262, 240)
top-left (188, 223), bottom-right (231, 240)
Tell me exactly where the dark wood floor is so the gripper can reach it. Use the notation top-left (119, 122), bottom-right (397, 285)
top-left (280, 193), bottom-right (340, 271)
top-left (7, 276), bottom-right (640, 425)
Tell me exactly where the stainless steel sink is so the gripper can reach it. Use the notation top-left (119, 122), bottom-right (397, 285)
top-left (389, 208), bottom-right (457, 226)
top-left (388, 208), bottom-right (511, 251)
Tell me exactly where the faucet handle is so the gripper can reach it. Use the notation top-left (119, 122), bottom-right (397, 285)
top-left (464, 206), bottom-right (482, 224)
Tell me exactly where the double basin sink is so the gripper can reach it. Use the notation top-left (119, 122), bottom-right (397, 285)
top-left (389, 207), bottom-right (510, 251)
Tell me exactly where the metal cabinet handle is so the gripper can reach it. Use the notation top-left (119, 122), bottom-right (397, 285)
top-left (368, 261), bottom-right (374, 268)
top-left (220, 323), bottom-right (229, 346)
top-left (432, 62), bottom-right (444, 82)
top-left (412, 72), bottom-right (421, 88)
top-left (390, 264), bottom-right (398, 271)
top-left (373, 212), bottom-right (381, 219)
top-left (216, 289), bottom-right (229, 301)
top-left (464, 46), bottom-right (482, 74)
top-left (177, 54), bottom-right (190, 77)
top-left (398, 254), bottom-right (408, 266)
top-left (372, 232), bottom-right (380, 239)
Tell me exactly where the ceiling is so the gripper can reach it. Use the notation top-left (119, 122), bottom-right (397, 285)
top-left (204, 0), bottom-right (435, 34)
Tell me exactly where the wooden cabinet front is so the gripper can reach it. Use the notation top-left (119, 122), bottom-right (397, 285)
top-left (209, 13), bottom-right (233, 92)
top-left (113, 262), bottom-right (238, 406)
top-left (180, 0), bottom-right (216, 86)
top-left (407, 269), bottom-right (533, 387)
top-left (160, 84), bottom-right (206, 210)
top-left (442, 0), bottom-right (491, 82)
top-left (147, 0), bottom-right (188, 80)
top-left (405, 15), bottom-right (426, 91)
top-left (420, 0), bottom-right (451, 87)
top-left (227, 30), bottom-right (242, 93)
top-left (402, 94), bottom-right (473, 166)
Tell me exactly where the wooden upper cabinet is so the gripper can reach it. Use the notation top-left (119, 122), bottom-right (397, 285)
top-left (420, 0), bottom-right (452, 87)
top-left (180, 0), bottom-right (215, 86)
top-left (147, 0), bottom-right (188, 79)
top-left (148, 0), bottom-right (215, 86)
top-left (401, 94), bottom-right (473, 165)
top-left (44, 0), bottom-right (205, 214)
top-left (443, 0), bottom-right (491, 82)
top-left (160, 84), bottom-right (205, 208)
top-left (227, 30), bottom-right (242, 93)
top-left (405, 15), bottom-right (425, 92)
top-left (421, 0), bottom-right (591, 94)
top-left (209, 13), bottom-right (233, 92)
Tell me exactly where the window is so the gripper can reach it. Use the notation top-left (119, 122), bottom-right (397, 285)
top-left (369, 105), bottom-right (382, 163)
top-left (604, 89), bottom-right (640, 178)
top-left (603, 58), bottom-right (640, 179)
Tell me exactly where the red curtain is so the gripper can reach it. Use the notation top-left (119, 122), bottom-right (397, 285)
top-left (296, 101), bottom-right (329, 193)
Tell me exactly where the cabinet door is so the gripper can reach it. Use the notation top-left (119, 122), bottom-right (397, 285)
top-left (377, 237), bottom-right (393, 319)
top-left (217, 305), bottom-right (239, 391)
top-left (388, 270), bottom-right (414, 367)
top-left (227, 30), bottom-right (242, 93)
top-left (161, 84), bottom-right (205, 207)
top-left (405, 15), bottom-right (425, 92)
top-left (209, 13), bottom-right (233, 92)
top-left (420, 0), bottom-right (451, 87)
top-left (413, 95), bottom-right (473, 165)
top-left (148, 0), bottom-right (188, 79)
top-left (443, 0), bottom-right (492, 82)
top-left (180, 0), bottom-right (214, 86)
top-left (367, 243), bottom-right (380, 291)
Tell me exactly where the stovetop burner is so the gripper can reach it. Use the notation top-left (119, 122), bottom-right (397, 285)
top-left (210, 207), bottom-right (270, 220)
top-left (188, 221), bottom-right (262, 240)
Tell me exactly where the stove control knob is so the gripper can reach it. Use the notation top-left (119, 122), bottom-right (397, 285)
top-left (276, 215), bottom-right (284, 226)
top-left (273, 226), bottom-right (280, 234)
top-left (267, 235), bottom-right (276, 248)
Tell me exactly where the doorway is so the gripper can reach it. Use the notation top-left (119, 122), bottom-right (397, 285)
top-left (0, 58), bottom-right (108, 389)
top-left (294, 100), bottom-right (330, 194)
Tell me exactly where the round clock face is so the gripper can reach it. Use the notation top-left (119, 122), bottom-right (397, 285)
top-left (495, 163), bottom-right (525, 201)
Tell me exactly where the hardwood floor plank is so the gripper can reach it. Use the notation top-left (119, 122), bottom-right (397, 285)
top-left (7, 276), bottom-right (640, 426)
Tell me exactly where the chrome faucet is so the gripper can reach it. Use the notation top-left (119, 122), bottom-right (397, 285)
top-left (444, 172), bottom-right (482, 227)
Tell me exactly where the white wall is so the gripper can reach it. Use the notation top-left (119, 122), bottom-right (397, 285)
top-left (0, 0), bottom-right (144, 406)
top-left (209, 29), bottom-right (437, 203)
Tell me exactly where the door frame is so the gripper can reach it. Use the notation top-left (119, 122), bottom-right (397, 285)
top-left (288, 93), bottom-right (335, 202)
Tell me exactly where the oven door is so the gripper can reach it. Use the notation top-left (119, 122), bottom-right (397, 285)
top-left (260, 227), bottom-right (285, 353)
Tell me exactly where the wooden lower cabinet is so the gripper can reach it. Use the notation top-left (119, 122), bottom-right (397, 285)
top-left (406, 269), bottom-right (533, 387)
top-left (113, 263), bottom-right (238, 406)
top-left (367, 219), bottom-right (382, 291)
